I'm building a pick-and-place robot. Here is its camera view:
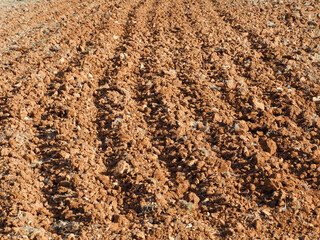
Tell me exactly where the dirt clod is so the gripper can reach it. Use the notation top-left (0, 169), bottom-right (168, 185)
top-left (260, 139), bottom-right (277, 155)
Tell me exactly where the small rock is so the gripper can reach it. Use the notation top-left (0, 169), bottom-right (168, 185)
top-left (98, 175), bottom-right (110, 186)
top-left (163, 69), bottom-right (177, 77)
top-left (215, 47), bottom-right (224, 52)
top-left (187, 192), bottom-right (200, 205)
top-left (197, 160), bottom-right (205, 168)
top-left (262, 179), bottom-right (280, 193)
top-left (114, 160), bottom-right (131, 176)
top-left (254, 219), bottom-right (262, 232)
top-left (261, 209), bottom-right (271, 216)
top-left (177, 180), bottom-right (190, 196)
top-left (225, 80), bottom-right (237, 89)
top-left (0, 148), bottom-right (9, 156)
top-left (249, 183), bottom-right (256, 191)
top-left (286, 105), bottom-right (302, 118)
top-left (218, 160), bottom-right (232, 173)
top-left (267, 21), bottom-right (276, 27)
top-left (153, 169), bottom-right (166, 182)
top-left (249, 96), bottom-right (265, 111)
top-left (32, 137), bottom-right (40, 144)
top-left (135, 231), bottom-right (145, 240)
top-left (112, 214), bottom-right (128, 225)
top-left (155, 193), bottom-right (167, 206)
top-left (224, 227), bottom-right (235, 236)
top-left (234, 120), bottom-right (249, 135)
top-left (236, 222), bottom-right (245, 232)
top-left (59, 150), bottom-right (70, 160)
top-left (312, 96), bottom-right (320, 103)
top-left (260, 139), bottom-right (277, 155)
top-left (253, 152), bottom-right (268, 166)
top-left (67, 234), bottom-right (76, 240)
top-left (24, 153), bottom-right (35, 162)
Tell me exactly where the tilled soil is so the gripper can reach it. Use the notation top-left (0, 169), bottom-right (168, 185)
top-left (0, 0), bottom-right (320, 239)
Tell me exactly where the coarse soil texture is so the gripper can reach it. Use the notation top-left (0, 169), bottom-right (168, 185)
top-left (0, 0), bottom-right (320, 239)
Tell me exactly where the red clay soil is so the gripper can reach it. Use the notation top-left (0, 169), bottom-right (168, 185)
top-left (0, 0), bottom-right (320, 239)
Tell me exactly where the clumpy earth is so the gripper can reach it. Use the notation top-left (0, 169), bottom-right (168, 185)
top-left (0, 0), bottom-right (319, 239)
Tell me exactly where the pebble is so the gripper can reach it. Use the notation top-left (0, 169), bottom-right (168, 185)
top-left (312, 96), bottom-right (320, 103)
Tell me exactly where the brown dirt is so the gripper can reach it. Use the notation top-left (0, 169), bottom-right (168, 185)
top-left (0, 0), bottom-right (320, 239)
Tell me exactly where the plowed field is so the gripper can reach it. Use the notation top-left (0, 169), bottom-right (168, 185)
top-left (0, 0), bottom-right (320, 239)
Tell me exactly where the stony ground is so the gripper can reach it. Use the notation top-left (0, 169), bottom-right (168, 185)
top-left (0, 0), bottom-right (319, 239)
